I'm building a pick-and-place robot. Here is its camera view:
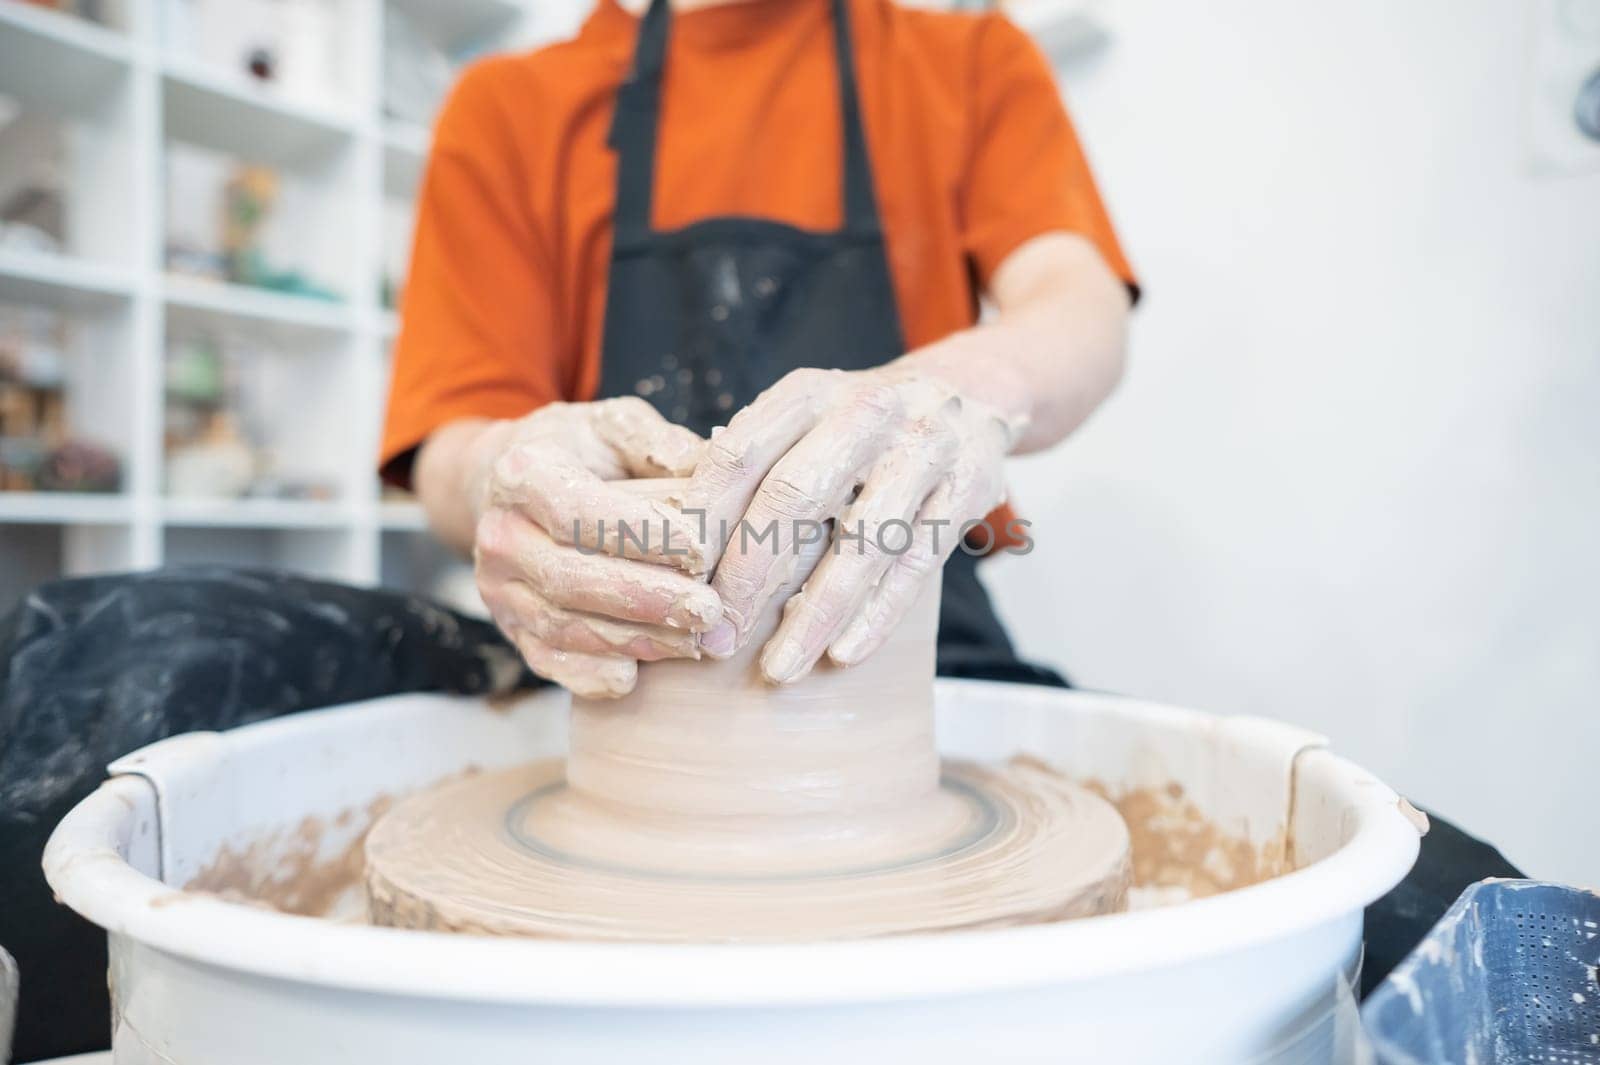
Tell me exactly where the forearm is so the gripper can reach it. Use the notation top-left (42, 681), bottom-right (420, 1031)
top-left (414, 417), bottom-right (516, 555)
top-left (896, 232), bottom-right (1131, 454)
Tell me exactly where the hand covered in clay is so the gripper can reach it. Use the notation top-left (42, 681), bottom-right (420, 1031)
top-left (471, 398), bottom-right (720, 699)
top-left (685, 367), bottom-right (1025, 683)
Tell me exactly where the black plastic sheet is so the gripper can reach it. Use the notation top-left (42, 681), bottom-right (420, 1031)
top-left (0, 567), bottom-right (531, 1061)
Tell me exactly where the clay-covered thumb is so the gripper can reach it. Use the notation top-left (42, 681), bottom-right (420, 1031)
top-left (591, 396), bottom-right (707, 478)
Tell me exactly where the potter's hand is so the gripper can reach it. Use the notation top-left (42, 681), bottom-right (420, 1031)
top-left (686, 367), bottom-right (1024, 683)
top-left (469, 398), bottom-right (720, 699)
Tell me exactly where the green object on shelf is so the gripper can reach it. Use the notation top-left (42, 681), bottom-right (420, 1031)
top-left (257, 272), bottom-right (342, 303)
top-left (228, 248), bottom-right (342, 303)
top-left (166, 334), bottom-right (226, 405)
top-left (221, 165), bottom-right (341, 303)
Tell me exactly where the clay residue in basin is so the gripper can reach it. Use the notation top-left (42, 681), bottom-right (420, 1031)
top-left (178, 768), bottom-right (487, 917)
top-left (1081, 778), bottom-right (1292, 901)
top-left (182, 796), bottom-right (392, 919)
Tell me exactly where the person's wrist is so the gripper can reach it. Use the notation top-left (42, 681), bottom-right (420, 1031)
top-left (879, 357), bottom-right (1029, 460)
top-left (464, 419), bottom-right (519, 525)
top-left (884, 341), bottom-right (1032, 454)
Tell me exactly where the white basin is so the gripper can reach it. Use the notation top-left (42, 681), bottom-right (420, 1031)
top-left (43, 682), bottom-right (1421, 1064)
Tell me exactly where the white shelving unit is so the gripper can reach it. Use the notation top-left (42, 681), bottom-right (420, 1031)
top-left (0, 0), bottom-right (572, 604)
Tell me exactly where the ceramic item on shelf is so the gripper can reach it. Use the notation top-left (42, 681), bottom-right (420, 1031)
top-left (165, 412), bottom-right (256, 499)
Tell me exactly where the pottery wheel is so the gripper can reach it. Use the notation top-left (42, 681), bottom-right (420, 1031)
top-left (366, 755), bottom-right (1128, 941)
top-left (365, 490), bottom-right (1131, 941)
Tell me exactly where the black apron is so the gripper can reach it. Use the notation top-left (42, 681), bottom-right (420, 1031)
top-left (595, 0), bottom-right (1047, 682)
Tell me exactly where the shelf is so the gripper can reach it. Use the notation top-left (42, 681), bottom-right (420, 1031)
top-left (161, 497), bottom-right (354, 529)
top-left (382, 121), bottom-right (429, 199)
top-left (164, 275), bottom-right (354, 338)
top-left (387, 0), bottom-right (523, 53)
top-left (379, 499), bottom-right (428, 531)
top-left (383, 121), bottom-right (429, 167)
top-left (162, 519), bottom-right (361, 582)
top-left (0, 491), bottom-right (132, 525)
top-left (0, 249), bottom-right (136, 310)
top-left (162, 57), bottom-right (359, 168)
top-left (0, 1), bottom-right (132, 114)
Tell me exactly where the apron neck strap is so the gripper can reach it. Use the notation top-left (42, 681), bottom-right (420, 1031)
top-left (832, 0), bottom-right (881, 237)
top-left (610, 0), bottom-right (884, 245)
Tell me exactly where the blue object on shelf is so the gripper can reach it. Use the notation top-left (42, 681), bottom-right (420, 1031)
top-left (1362, 879), bottom-right (1600, 1064)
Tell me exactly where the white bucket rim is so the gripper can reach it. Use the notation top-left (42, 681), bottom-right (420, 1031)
top-left (43, 682), bottom-right (1422, 1008)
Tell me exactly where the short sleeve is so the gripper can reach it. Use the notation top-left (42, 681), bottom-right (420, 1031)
top-left (379, 59), bottom-right (564, 489)
top-left (960, 17), bottom-right (1138, 300)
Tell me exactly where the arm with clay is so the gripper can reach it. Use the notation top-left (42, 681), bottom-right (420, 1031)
top-left (684, 231), bottom-right (1132, 684)
top-left (395, 62), bottom-right (738, 700)
top-left (414, 399), bottom-right (723, 699)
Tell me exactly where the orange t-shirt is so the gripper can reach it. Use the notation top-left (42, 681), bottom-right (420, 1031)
top-left (380, 0), bottom-right (1135, 487)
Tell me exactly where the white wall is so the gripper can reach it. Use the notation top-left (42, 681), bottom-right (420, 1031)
top-left (987, 0), bottom-right (1600, 887)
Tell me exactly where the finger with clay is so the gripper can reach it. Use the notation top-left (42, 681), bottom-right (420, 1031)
top-left (684, 367), bottom-right (1025, 685)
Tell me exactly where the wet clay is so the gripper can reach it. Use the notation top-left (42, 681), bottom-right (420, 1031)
top-left (365, 530), bottom-right (1133, 941)
top-left (185, 772), bottom-right (1279, 922)
top-left (186, 797), bottom-right (394, 920)
top-left (367, 755), bottom-right (1129, 940)
top-left (1082, 780), bottom-right (1293, 900)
